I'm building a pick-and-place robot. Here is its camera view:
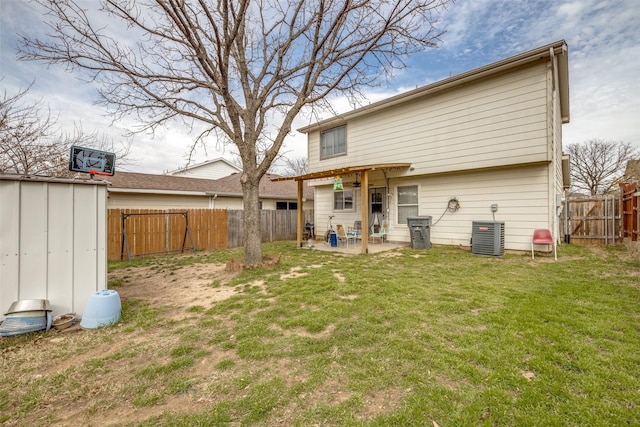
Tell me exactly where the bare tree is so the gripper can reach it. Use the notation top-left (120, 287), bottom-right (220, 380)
top-left (19, 0), bottom-right (450, 266)
top-left (0, 85), bottom-right (132, 177)
top-left (623, 159), bottom-right (640, 182)
top-left (278, 155), bottom-right (309, 177)
top-left (567, 139), bottom-right (639, 195)
top-left (0, 86), bottom-right (63, 175)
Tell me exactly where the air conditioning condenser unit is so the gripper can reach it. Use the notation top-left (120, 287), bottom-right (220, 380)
top-left (471, 221), bottom-right (505, 256)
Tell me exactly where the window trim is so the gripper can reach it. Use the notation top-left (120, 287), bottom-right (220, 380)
top-left (276, 201), bottom-right (298, 210)
top-left (320, 125), bottom-right (347, 160)
top-left (396, 184), bottom-right (419, 225)
top-left (333, 189), bottom-right (355, 211)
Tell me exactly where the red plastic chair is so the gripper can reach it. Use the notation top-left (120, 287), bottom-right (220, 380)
top-left (531, 229), bottom-right (557, 260)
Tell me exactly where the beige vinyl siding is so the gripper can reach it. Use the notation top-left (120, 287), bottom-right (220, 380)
top-left (211, 197), bottom-right (244, 210)
top-left (312, 187), bottom-right (364, 238)
top-left (549, 53), bottom-right (565, 239)
top-left (107, 192), bottom-right (211, 209)
top-left (308, 63), bottom-right (550, 175)
top-left (392, 165), bottom-right (551, 251)
top-left (107, 192), bottom-right (307, 211)
top-left (313, 165), bottom-right (551, 252)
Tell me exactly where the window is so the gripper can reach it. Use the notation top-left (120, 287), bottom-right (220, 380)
top-left (333, 190), bottom-right (354, 211)
top-left (370, 188), bottom-right (384, 214)
top-left (397, 185), bottom-right (418, 225)
top-left (276, 201), bottom-right (297, 210)
top-left (320, 125), bottom-right (346, 159)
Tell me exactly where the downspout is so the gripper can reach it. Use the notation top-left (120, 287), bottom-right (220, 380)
top-left (549, 47), bottom-right (560, 244)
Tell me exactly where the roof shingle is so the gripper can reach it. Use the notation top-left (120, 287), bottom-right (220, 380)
top-left (98, 171), bottom-right (313, 199)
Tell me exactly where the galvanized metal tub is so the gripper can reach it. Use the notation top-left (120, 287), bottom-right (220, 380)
top-left (4, 299), bottom-right (52, 315)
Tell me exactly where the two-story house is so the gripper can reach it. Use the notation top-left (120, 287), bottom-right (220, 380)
top-left (280, 40), bottom-right (570, 253)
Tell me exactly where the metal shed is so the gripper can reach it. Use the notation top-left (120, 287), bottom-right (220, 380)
top-left (0, 174), bottom-right (109, 320)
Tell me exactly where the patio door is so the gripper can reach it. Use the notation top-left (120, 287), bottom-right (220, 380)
top-left (368, 187), bottom-right (386, 233)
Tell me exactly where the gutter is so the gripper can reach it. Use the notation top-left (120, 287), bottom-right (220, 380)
top-left (108, 188), bottom-right (212, 197)
top-left (204, 191), bottom-right (313, 200)
top-left (550, 46), bottom-right (559, 243)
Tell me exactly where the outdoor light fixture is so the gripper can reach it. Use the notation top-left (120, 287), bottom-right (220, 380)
top-left (353, 173), bottom-right (361, 187)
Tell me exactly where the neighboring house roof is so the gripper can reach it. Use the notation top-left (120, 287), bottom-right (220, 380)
top-left (299, 40), bottom-right (569, 133)
top-left (211, 172), bottom-right (315, 199)
top-left (99, 171), bottom-right (313, 200)
top-left (167, 157), bottom-right (241, 179)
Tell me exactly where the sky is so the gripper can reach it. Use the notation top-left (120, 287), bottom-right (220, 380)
top-left (1, 0), bottom-right (639, 174)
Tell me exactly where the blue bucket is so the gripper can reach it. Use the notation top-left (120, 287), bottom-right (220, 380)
top-left (330, 231), bottom-right (338, 247)
top-left (80, 290), bottom-right (121, 329)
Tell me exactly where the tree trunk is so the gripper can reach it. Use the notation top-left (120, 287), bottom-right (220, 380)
top-left (241, 173), bottom-right (263, 266)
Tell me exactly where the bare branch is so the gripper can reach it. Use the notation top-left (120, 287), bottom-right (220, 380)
top-left (0, 85), bottom-right (132, 177)
top-left (567, 138), bottom-right (639, 195)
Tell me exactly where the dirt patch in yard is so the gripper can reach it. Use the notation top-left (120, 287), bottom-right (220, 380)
top-left (1, 260), bottom-right (247, 427)
top-left (111, 262), bottom-right (239, 319)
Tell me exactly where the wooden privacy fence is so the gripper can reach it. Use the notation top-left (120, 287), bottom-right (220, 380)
top-left (107, 208), bottom-right (314, 260)
top-left (561, 195), bottom-right (621, 244)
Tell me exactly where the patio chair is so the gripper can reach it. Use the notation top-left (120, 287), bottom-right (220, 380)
top-left (336, 224), bottom-right (349, 247)
top-left (347, 221), bottom-right (362, 246)
top-left (369, 220), bottom-right (388, 244)
top-left (531, 229), bottom-right (556, 260)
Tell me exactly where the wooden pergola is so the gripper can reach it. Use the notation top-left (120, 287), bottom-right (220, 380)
top-left (272, 163), bottom-right (411, 253)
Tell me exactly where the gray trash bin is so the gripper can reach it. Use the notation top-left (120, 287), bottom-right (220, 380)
top-left (407, 216), bottom-right (432, 249)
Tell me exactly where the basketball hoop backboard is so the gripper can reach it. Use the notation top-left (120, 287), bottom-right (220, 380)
top-left (69, 146), bottom-right (116, 176)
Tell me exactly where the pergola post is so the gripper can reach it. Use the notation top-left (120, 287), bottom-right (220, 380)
top-left (360, 171), bottom-right (369, 254)
top-left (297, 179), bottom-right (304, 247)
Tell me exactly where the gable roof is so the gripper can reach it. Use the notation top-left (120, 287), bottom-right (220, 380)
top-left (98, 171), bottom-right (313, 200)
top-left (167, 157), bottom-right (241, 175)
top-left (299, 40), bottom-right (569, 133)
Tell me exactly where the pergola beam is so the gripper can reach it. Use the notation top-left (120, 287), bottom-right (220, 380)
top-left (271, 163), bottom-right (411, 182)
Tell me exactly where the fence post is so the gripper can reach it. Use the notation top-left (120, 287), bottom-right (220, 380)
top-left (604, 196), bottom-right (608, 245)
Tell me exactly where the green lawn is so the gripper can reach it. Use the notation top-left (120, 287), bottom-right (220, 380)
top-left (2, 242), bottom-right (639, 426)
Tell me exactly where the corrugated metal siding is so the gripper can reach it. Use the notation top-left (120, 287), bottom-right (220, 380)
top-left (0, 178), bottom-right (107, 319)
top-left (309, 63), bottom-right (550, 174)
